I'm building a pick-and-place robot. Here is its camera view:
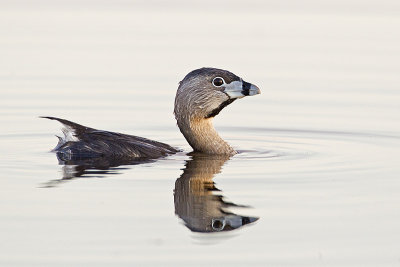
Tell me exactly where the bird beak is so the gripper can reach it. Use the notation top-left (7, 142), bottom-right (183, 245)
top-left (226, 215), bottom-right (259, 229)
top-left (223, 79), bottom-right (261, 99)
top-left (211, 215), bottom-right (259, 231)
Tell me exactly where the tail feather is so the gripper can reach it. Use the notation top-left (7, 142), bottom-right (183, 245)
top-left (40, 116), bottom-right (92, 136)
top-left (41, 116), bottom-right (85, 151)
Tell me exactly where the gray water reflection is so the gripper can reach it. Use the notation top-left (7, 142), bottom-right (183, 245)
top-left (174, 154), bottom-right (259, 233)
top-left (41, 152), bottom-right (155, 187)
top-left (43, 152), bottom-right (259, 233)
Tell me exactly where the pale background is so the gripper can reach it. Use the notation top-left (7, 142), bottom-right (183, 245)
top-left (1, 1), bottom-right (400, 266)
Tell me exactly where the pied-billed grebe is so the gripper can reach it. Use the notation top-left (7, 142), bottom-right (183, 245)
top-left (43, 67), bottom-right (260, 158)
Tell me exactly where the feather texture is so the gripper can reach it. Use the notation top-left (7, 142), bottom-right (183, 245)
top-left (41, 116), bottom-right (178, 159)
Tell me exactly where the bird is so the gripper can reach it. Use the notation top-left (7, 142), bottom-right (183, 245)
top-left (42, 67), bottom-right (260, 160)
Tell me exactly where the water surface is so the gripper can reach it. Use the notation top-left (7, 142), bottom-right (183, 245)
top-left (1, 1), bottom-right (400, 266)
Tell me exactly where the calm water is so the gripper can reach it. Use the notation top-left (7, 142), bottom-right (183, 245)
top-left (1, 1), bottom-right (400, 266)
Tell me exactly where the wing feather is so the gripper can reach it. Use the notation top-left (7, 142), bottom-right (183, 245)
top-left (41, 116), bottom-right (178, 159)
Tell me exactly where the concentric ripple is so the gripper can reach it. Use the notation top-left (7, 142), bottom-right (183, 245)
top-left (224, 127), bottom-right (400, 177)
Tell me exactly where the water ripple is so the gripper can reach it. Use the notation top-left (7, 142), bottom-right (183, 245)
top-left (228, 127), bottom-right (400, 176)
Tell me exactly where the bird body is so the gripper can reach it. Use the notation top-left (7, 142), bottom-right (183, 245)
top-left (44, 68), bottom-right (260, 159)
top-left (41, 116), bottom-right (178, 160)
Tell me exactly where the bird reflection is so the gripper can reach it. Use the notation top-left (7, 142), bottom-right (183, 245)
top-left (174, 154), bottom-right (259, 233)
top-left (44, 152), bottom-right (259, 234)
top-left (41, 152), bottom-right (155, 187)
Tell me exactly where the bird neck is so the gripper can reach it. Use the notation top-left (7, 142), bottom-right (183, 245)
top-left (177, 117), bottom-right (236, 155)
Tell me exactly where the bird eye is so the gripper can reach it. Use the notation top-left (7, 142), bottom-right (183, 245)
top-left (212, 77), bottom-right (225, 87)
top-left (211, 218), bottom-right (226, 231)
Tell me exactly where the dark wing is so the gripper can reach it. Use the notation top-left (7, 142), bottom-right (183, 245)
top-left (41, 116), bottom-right (179, 159)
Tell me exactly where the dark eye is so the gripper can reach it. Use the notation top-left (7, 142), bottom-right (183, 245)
top-left (211, 218), bottom-right (226, 231)
top-left (212, 77), bottom-right (225, 87)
